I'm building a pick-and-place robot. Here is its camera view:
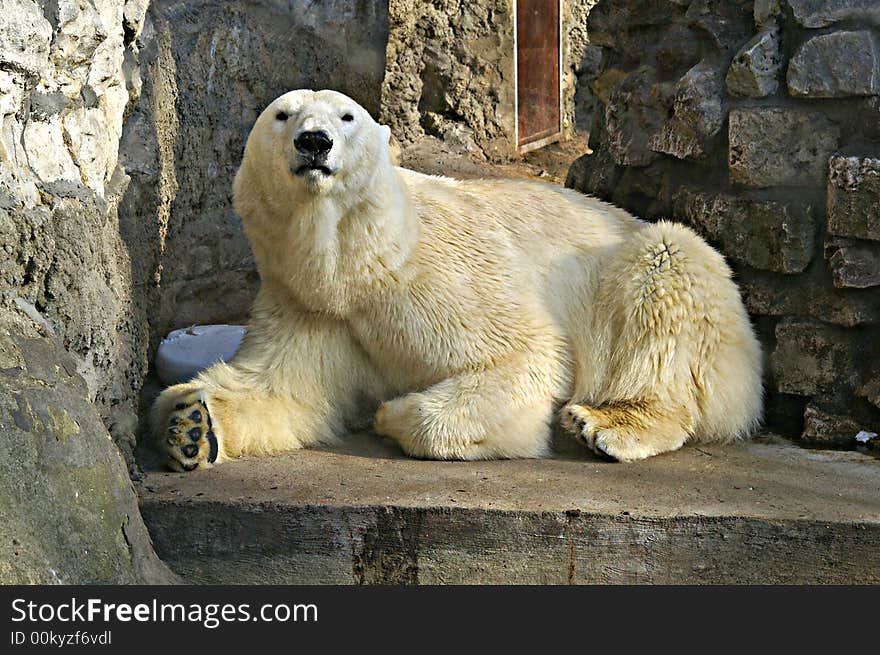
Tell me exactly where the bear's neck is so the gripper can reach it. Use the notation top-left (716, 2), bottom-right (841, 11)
top-left (251, 162), bottom-right (419, 317)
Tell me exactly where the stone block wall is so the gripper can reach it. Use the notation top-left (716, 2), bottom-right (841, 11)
top-left (566, 0), bottom-right (880, 446)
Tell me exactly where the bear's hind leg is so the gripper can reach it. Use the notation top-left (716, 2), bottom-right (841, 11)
top-left (563, 220), bottom-right (760, 461)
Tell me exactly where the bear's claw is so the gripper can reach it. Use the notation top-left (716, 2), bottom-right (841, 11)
top-left (162, 393), bottom-right (218, 472)
top-left (562, 405), bottom-right (618, 462)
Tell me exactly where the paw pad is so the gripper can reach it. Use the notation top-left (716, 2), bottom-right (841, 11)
top-left (162, 394), bottom-right (219, 472)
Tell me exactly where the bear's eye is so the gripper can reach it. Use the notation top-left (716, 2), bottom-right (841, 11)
top-left (275, 111), bottom-right (289, 121)
top-left (341, 113), bottom-right (354, 122)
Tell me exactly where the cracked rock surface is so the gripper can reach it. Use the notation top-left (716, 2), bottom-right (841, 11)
top-left (0, 0), bottom-right (175, 583)
top-left (0, 323), bottom-right (175, 583)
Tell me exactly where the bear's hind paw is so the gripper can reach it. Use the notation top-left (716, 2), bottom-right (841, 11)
top-left (562, 404), bottom-right (617, 461)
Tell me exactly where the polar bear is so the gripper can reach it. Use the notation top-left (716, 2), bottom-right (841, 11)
top-left (152, 89), bottom-right (763, 471)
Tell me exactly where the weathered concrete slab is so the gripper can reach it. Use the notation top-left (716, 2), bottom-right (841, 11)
top-left (138, 434), bottom-right (880, 584)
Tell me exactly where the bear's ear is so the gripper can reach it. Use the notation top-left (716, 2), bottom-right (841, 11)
top-left (381, 124), bottom-right (402, 165)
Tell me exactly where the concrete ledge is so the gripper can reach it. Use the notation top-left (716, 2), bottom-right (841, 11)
top-left (138, 435), bottom-right (880, 584)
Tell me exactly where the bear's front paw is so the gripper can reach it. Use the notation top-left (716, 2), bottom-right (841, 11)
top-left (162, 392), bottom-right (220, 472)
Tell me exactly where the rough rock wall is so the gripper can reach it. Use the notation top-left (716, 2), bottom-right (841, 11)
top-left (381, 0), bottom-right (517, 160)
top-left (121, 0), bottom-right (389, 353)
top-left (383, 0), bottom-right (595, 161)
top-left (1, 0), bottom-right (153, 462)
top-left (566, 0), bottom-right (880, 446)
top-left (563, 0), bottom-right (600, 136)
top-left (0, 0), bottom-right (175, 583)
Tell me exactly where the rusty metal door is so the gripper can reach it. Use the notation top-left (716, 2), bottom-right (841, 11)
top-left (516, 0), bottom-right (561, 152)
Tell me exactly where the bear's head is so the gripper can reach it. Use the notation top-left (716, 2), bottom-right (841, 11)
top-left (238, 89), bottom-right (393, 199)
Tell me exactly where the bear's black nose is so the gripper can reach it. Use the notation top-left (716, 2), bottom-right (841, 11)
top-left (294, 130), bottom-right (333, 157)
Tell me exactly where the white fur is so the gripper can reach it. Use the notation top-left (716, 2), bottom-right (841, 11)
top-left (152, 89), bottom-right (763, 465)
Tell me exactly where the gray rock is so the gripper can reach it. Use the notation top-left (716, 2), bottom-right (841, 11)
top-left (22, 117), bottom-right (80, 184)
top-left (563, 1), bottom-right (601, 138)
top-left (604, 68), bottom-right (671, 166)
top-left (421, 112), bottom-right (483, 155)
top-left (570, 42), bottom-right (603, 135)
top-left (802, 404), bottom-right (874, 448)
top-left (856, 96), bottom-right (880, 141)
top-left (684, 0), bottom-right (755, 50)
top-left (861, 376), bottom-right (880, 412)
top-left (123, 0), bottom-right (150, 41)
top-left (754, 0), bottom-right (782, 27)
top-left (0, 0), bottom-right (52, 76)
top-left (0, 326), bottom-right (176, 584)
top-left (649, 60), bottom-right (726, 160)
top-left (29, 89), bottom-right (71, 119)
top-left (676, 190), bottom-right (814, 273)
top-left (565, 145), bottom-right (621, 202)
top-left (827, 156), bottom-right (880, 242)
top-left (726, 28), bottom-right (782, 98)
top-left (729, 107), bottom-right (839, 187)
top-left (739, 269), bottom-right (880, 327)
top-left (788, 31), bottom-right (880, 98)
top-left (573, 73), bottom-right (598, 134)
top-left (576, 44), bottom-right (603, 77)
top-left (0, 0), bottom-right (175, 580)
top-left (654, 22), bottom-right (705, 78)
top-left (825, 239), bottom-right (880, 288)
top-left (771, 319), bottom-right (860, 396)
top-left (587, 0), bottom-right (681, 49)
top-left (0, 0), bottom-right (159, 464)
top-left (591, 68), bottom-right (631, 105)
top-left (786, 0), bottom-right (880, 28)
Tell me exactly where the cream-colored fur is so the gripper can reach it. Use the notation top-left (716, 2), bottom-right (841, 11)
top-left (152, 89), bottom-right (763, 469)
